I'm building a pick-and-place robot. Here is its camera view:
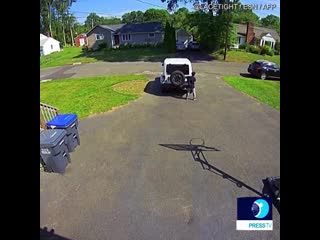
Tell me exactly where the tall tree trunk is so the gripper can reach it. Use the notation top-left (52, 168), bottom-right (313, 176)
top-left (70, 25), bottom-right (74, 46)
top-left (48, 2), bottom-right (53, 37)
top-left (62, 24), bottom-right (66, 46)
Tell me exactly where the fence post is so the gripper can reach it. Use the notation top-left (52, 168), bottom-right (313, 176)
top-left (40, 109), bottom-right (46, 130)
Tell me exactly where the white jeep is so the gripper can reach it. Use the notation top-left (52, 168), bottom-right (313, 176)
top-left (159, 58), bottom-right (193, 92)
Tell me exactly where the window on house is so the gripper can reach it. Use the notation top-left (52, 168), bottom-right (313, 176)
top-left (122, 34), bottom-right (131, 41)
top-left (149, 33), bottom-right (155, 38)
top-left (96, 34), bottom-right (104, 40)
top-left (51, 45), bottom-right (53, 50)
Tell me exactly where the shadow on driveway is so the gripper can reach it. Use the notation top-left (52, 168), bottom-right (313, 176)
top-left (40, 227), bottom-right (73, 240)
top-left (240, 73), bottom-right (280, 81)
top-left (144, 77), bottom-right (188, 100)
top-left (159, 139), bottom-right (280, 214)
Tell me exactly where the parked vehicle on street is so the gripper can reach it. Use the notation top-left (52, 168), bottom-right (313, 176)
top-left (188, 41), bottom-right (200, 50)
top-left (248, 60), bottom-right (280, 80)
top-left (176, 41), bottom-right (187, 51)
top-left (159, 58), bottom-right (193, 92)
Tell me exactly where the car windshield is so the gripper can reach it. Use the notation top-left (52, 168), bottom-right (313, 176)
top-left (253, 61), bottom-right (263, 66)
top-left (166, 64), bottom-right (189, 75)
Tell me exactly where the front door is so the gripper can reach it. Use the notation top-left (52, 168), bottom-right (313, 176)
top-left (114, 35), bottom-right (120, 45)
top-left (79, 38), bottom-right (85, 46)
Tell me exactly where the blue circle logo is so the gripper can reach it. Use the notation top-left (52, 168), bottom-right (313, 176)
top-left (251, 199), bottom-right (269, 218)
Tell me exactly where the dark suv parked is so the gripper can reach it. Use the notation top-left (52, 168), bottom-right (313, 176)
top-left (248, 60), bottom-right (280, 80)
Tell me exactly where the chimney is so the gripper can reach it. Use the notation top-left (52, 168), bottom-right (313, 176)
top-left (246, 22), bottom-right (254, 44)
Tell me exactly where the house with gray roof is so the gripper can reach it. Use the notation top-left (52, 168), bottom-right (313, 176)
top-left (86, 22), bottom-right (164, 50)
top-left (233, 22), bottom-right (280, 49)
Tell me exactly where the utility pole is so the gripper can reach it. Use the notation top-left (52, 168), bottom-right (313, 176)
top-left (223, 21), bottom-right (229, 61)
top-left (223, 1), bottom-right (231, 61)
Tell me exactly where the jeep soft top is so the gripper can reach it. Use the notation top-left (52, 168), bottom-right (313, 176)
top-left (160, 58), bottom-right (193, 92)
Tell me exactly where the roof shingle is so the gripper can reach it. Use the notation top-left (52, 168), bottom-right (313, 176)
top-left (115, 22), bottom-right (163, 34)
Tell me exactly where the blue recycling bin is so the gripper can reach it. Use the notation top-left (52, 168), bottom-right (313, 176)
top-left (46, 114), bottom-right (80, 152)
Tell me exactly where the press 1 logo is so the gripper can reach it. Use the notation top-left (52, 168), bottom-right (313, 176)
top-left (251, 199), bottom-right (270, 219)
top-left (236, 197), bottom-right (273, 230)
top-left (249, 222), bottom-right (273, 229)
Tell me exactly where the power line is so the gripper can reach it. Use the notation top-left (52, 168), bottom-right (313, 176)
top-left (135, 0), bottom-right (167, 9)
top-left (69, 10), bottom-right (114, 15)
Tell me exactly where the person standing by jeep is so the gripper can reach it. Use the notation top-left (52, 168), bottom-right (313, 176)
top-left (186, 71), bottom-right (197, 100)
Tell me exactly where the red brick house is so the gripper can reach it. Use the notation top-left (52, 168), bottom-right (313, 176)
top-left (74, 34), bottom-right (88, 47)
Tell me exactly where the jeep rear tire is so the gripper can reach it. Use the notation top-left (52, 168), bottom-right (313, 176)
top-left (170, 70), bottom-right (185, 87)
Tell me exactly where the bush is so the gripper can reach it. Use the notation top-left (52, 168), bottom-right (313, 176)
top-left (217, 49), bottom-right (225, 55)
top-left (260, 45), bottom-right (274, 56)
top-left (239, 43), bottom-right (249, 50)
top-left (82, 45), bottom-right (89, 52)
top-left (98, 42), bottom-right (107, 50)
top-left (119, 43), bottom-right (134, 49)
top-left (118, 42), bottom-right (163, 50)
top-left (247, 45), bottom-right (259, 54)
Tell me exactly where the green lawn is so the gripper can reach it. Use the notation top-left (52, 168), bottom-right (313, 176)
top-left (223, 76), bottom-right (280, 110)
top-left (213, 50), bottom-right (280, 65)
top-left (40, 75), bottom-right (148, 118)
top-left (40, 47), bottom-right (171, 68)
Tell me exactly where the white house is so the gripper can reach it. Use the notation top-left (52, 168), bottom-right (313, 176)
top-left (40, 34), bottom-right (61, 56)
top-left (175, 28), bottom-right (193, 47)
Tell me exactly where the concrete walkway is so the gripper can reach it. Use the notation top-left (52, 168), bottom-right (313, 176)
top-left (40, 64), bottom-right (280, 240)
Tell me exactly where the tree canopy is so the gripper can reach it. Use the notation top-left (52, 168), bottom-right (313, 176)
top-left (143, 9), bottom-right (171, 25)
top-left (40, 0), bottom-right (279, 49)
top-left (260, 14), bottom-right (280, 33)
top-left (40, 0), bottom-right (77, 46)
top-left (122, 11), bottom-right (144, 23)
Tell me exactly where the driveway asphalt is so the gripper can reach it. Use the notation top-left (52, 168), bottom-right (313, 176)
top-left (40, 60), bottom-right (249, 81)
top-left (40, 61), bottom-right (280, 239)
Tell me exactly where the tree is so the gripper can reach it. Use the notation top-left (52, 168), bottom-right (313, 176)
top-left (65, 13), bottom-right (76, 46)
top-left (171, 7), bottom-right (189, 28)
top-left (74, 23), bottom-right (90, 35)
top-left (143, 9), bottom-right (170, 25)
top-left (161, 0), bottom-right (226, 15)
top-left (40, 0), bottom-right (77, 45)
top-left (54, 0), bottom-right (70, 46)
top-left (101, 17), bottom-right (122, 25)
top-left (85, 13), bottom-right (103, 28)
top-left (260, 14), bottom-right (280, 32)
top-left (122, 11), bottom-right (144, 23)
top-left (231, 4), bottom-right (259, 25)
top-left (163, 21), bottom-right (176, 52)
top-left (40, 0), bottom-right (55, 37)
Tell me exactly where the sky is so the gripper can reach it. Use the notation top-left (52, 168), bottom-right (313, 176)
top-left (70, 0), bottom-right (280, 24)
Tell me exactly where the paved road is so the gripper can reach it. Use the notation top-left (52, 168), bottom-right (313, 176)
top-left (40, 60), bottom-right (248, 81)
top-left (40, 63), bottom-right (280, 239)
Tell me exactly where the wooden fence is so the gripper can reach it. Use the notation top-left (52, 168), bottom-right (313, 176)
top-left (40, 102), bottom-right (59, 130)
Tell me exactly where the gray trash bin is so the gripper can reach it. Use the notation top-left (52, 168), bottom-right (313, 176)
top-left (40, 129), bottom-right (70, 173)
top-left (46, 114), bottom-right (80, 152)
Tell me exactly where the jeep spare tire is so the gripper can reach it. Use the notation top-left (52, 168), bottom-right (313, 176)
top-left (170, 70), bottom-right (185, 86)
